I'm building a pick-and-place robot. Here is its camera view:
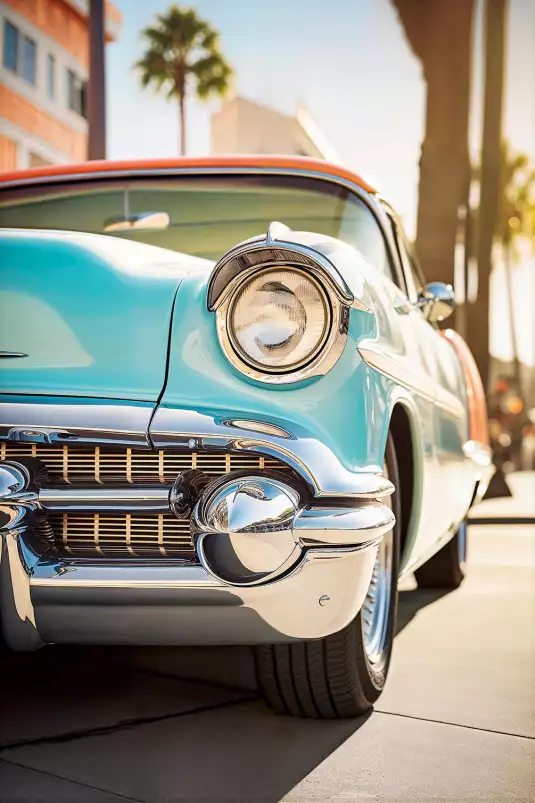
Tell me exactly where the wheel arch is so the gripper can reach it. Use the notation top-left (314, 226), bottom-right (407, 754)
top-left (386, 396), bottom-right (423, 571)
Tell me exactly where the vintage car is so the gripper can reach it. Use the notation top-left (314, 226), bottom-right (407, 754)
top-left (0, 156), bottom-right (492, 719)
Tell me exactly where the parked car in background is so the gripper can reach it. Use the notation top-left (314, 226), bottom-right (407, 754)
top-left (488, 377), bottom-right (531, 472)
top-left (0, 156), bottom-right (493, 718)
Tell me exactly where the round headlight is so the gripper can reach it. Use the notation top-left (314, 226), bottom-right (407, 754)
top-left (227, 268), bottom-right (331, 373)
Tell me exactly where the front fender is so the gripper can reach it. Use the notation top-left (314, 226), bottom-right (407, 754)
top-left (155, 269), bottom-right (395, 494)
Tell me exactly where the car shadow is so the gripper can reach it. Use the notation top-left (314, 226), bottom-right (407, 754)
top-left (0, 644), bottom-right (369, 802)
top-left (0, 586), bottom-right (454, 802)
top-left (396, 587), bottom-right (452, 636)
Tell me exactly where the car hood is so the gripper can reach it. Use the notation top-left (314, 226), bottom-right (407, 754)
top-left (0, 229), bottom-right (212, 402)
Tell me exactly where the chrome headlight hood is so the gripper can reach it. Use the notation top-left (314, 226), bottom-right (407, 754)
top-left (207, 221), bottom-right (368, 310)
top-left (207, 222), bottom-right (372, 384)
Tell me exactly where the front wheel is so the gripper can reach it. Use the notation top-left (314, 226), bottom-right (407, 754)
top-left (255, 434), bottom-right (401, 719)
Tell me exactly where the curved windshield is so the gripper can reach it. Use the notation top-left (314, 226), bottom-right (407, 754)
top-left (0, 173), bottom-right (390, 274)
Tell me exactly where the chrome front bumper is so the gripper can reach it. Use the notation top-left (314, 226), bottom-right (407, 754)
top-left (1, 497), bottom-right (393, 649)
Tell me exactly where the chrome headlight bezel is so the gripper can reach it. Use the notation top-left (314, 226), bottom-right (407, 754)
top-left (215, 262), bottom-right (349, 385)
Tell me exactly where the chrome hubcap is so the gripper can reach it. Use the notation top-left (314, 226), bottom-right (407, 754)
top-left (361, 530), bottom-right (393, 668)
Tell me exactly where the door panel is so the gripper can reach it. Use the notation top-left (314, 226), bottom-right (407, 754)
top-left (386, 216), bottom-right (472, 556)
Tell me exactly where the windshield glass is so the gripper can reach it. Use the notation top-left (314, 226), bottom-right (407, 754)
top-left (0, 174), bottom-right (389, 272)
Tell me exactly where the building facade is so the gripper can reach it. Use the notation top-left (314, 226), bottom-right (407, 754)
top-left (0, 0), bottom-right (120, 170)
top-left (211, 96), bottom-right (340, 162)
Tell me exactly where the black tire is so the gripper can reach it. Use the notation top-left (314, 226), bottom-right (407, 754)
top-left (414, 521), bottom-right (467, 590)
top-left (255, 434), bottom-right (401, 719)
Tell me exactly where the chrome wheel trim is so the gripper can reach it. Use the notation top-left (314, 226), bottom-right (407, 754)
top-left (361, 462), bottom-right (394, 673)
top-left (457, 521), bottom-right (467, 567)
top-left (361, 530), bottom-right (394, 670)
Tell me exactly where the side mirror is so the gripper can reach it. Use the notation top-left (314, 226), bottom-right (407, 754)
top-left (417, 282), bottom-right (456, 322)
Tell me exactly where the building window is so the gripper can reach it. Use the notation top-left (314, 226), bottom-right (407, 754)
top-left (47, 54), bottom-right (56, 99)
top-left (22, 35), bottom-right (36, 84)
top-left (3, 21), bottom-right (19, 73)
top-left (67, 69), bottom-right (87, 117)
top-left (3, 21), bottom-right (37, 85)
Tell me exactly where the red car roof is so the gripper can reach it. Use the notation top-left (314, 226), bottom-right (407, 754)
top-left (0, 154), bottom-right (378, 195)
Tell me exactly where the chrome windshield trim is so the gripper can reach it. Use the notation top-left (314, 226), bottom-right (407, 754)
top-left (150, 407), bottom-right (394, 499)
top-left (0, 400), bottom-right (153, 447)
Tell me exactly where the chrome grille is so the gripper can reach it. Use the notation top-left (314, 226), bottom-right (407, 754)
top-left (1, 442), bottom-right (288, 485)
top-left (3, 442), bottom-right (291, 559)
top-left (48, 512), bottom-right (194, 557)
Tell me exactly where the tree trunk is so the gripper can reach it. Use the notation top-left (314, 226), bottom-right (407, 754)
top-left (179, 94), bottom-right (186, 156)
top-left (393, 0), bottom-right (474, 331)
top-left (504, 242), bottom-right (522, 391)
top-left (87, 0), bottom-right (106, 159)
top-left (467, 0), bottom-right (507, 393)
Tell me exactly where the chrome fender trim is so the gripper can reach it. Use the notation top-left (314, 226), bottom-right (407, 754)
top-left (294, 502), bottom-right (394, 547)
top-left (0, 400), bottom-right (153, 447)
top-left (150, 407), bottom-right (394, 499)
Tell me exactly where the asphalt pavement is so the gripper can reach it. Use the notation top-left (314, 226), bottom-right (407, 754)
top-left (1, 476), bottom-right (534, 802)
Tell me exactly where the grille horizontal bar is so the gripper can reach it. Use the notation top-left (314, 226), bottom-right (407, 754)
top-left (48, 512), bottom-right (195, 557)
top-left (1, 442), bottom-right (288, 485)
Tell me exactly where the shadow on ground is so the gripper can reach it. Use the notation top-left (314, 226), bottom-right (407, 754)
top-left (0, 587), bottom-right (452, 802)
top-left (396, 587), bottom-right (451, 636)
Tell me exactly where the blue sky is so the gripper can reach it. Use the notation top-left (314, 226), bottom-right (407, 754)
top-left (105, 0), bottom-right (425, 235)
top-left (106, 0), bottom-right (534, 239)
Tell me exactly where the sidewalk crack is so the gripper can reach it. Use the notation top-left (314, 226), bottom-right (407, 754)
top-left (0, 695), bottom-right (256, 752)
top-left (375, 708), bottom-right (535, 740)
top-left (0, 757), bottom-right (145, 803)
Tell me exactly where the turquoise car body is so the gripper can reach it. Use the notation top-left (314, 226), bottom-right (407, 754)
top-left (0, 158), bottom-right (492, 651)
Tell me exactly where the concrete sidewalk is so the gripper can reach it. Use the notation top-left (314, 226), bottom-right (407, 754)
top-left (469, 471), bottom-right (535, 523)
top-left (1, 523), bottom-right (534, 802)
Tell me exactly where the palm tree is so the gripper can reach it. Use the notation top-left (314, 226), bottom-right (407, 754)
top-left (470, 144), bottom-right (535, 383)
top-left (495, 143), bottom-right (535, 388)
top-left (393, 0), bottom-right (474, 307)
top-left (136, 5), bottom-right (233, 155)
top-left (469, 144), bottom-right (534, 495)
